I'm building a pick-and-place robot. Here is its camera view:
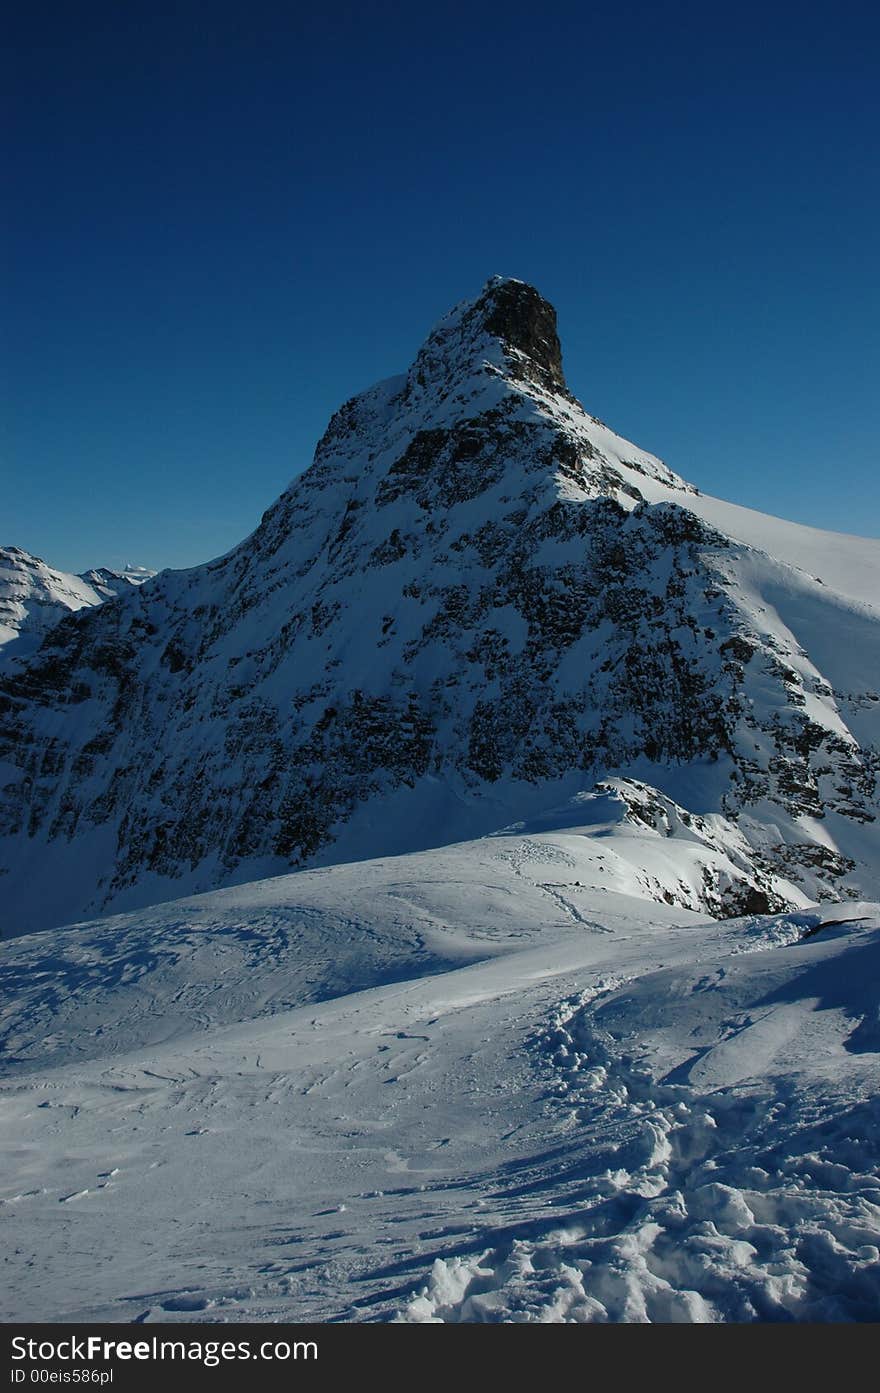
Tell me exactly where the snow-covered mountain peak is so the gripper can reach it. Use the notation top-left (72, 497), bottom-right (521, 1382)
top-left (3, 281), bottom-right (879, 1328)
top-left (267, 278), bottom-right (691, 571)
top-left (80, 563), bottom-right (156, 594)
top-left (1, 281), bottom-right (878, 935)
top-left (407, 275), bottom-right (568, 400)
top-left (0, 546), bottom-right (155, 667)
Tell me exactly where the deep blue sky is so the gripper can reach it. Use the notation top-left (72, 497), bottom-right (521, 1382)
top-left (3, 1), bottom-right (878, 574)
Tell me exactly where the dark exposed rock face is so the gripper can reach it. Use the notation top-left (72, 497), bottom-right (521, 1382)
top-left (0, 278), bottom-right (877, 935)
top-left (479, 277), bottom-right (567, 394)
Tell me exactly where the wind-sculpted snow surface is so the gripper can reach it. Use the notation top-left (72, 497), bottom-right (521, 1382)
top-left (0, 820), bottom-right (784, 1075)
top-left (1, 278), bottom-right (878, 935)
top-left (403, 910), bottom-right (880, 1323)
top-left (1, 829), bottom-right (878, 1323)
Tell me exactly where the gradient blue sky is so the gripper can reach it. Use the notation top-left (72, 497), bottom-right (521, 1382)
top-left (3, 1), bottom-right (878, 574)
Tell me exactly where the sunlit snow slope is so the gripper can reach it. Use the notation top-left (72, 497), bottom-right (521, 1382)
top-left (635, 483), bottom-right (880, 617)
top-left (1, 835), bottom-right (878, 1323)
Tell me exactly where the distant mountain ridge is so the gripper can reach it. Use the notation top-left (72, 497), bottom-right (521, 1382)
top-left (1, 277), bottom-right (877, 935)
top-left (0, 546), bottom-right (154, 665)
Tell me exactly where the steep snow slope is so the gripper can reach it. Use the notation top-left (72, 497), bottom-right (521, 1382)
top-left (1, 278), bottom-right (877, 936)
top-left (634, 484), bottom-right (880, 617)
top-left (0, 546), bottom-right (154, 665)
top-left (0, 838), bottom-right (877, 1323)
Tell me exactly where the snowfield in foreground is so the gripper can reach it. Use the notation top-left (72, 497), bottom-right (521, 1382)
top-left (1, 829), bottom-right (878, 1323)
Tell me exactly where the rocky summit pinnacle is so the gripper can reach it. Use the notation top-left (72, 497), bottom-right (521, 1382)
top-left (0, 278), bottom-right (878, 936)
top-left (474, 276), bottom-right (567, 393)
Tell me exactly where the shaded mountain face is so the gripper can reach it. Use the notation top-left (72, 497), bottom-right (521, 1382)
top-left (1, 277), bottom-right (878, 934)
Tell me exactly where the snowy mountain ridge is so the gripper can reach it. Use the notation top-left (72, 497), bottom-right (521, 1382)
top-left (0, 276), bottom-right (878, 935)
top-left (0, 545), bottom-right (154, 665)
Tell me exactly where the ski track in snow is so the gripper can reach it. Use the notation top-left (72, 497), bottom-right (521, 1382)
top-left (495, 838), bottom-right (613, 933)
